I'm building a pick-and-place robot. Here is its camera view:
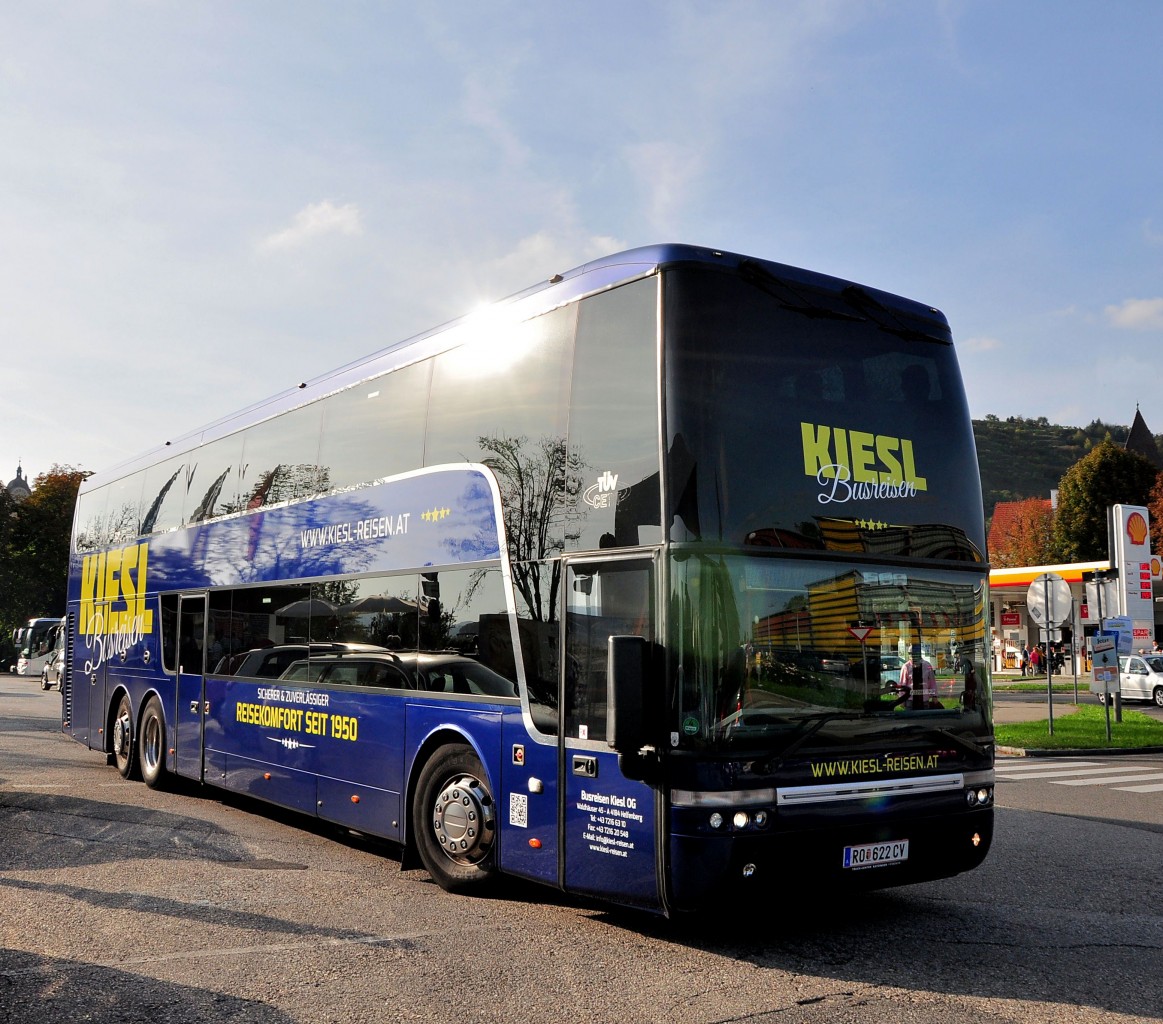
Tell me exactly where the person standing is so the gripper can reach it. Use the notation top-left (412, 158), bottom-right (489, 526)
top-left (897, 653), bottom-right (938, 706)
top-left (1020, 643), bottom-right (1030, 677)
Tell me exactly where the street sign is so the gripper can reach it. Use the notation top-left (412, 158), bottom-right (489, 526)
top-left (1090, 632), bottom-right (1120, 695)
top-left (1026, 572), bottom-right (1072, 629)
top-left (1104, 615), bottom-right (1134, 655)
top-left (847, 624), bottom-right (875, 643)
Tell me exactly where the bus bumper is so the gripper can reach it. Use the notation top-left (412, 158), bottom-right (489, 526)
top-left (667, 806), bottom-right (993, 913)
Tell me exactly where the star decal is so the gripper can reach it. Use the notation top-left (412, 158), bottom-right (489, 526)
top-left (421, 507), bottom-right (452, 522)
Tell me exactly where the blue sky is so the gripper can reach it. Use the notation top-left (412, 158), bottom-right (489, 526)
top-left (3, 2), bottom-right (1162, 488)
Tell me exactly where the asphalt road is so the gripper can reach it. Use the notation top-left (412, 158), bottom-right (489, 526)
top-left (2, 675), bottom-right (1161, 1024)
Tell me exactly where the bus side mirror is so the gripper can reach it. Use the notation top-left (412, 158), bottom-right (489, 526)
top-left (607, 635), bottom-right (648, 753)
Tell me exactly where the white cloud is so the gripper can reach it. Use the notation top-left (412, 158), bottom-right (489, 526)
top-left (489, 231), bottom-right (626, 284)
top-left (963, 335), bottom-right (1001, 353)
top-left (258, 201), bottom-right (363, 252)
top-left (625, 141), bottom-right (705, 234)
top-left (1105, 298), bottom-right (1163, 330)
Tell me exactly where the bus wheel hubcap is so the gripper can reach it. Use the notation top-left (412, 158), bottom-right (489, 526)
top-left (114, 713), bottom-right (130, 757)
top-left (143, 718), bottom-right (159, 768)
top-left (432, 774), bottom-right (494, 864)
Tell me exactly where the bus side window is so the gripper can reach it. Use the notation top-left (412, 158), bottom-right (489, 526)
top-left (567, 278), bottom-right (659, 551)
top-left (160, 595), bottom-right (179, 674)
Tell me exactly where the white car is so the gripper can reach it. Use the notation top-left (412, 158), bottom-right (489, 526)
top-left (40, 647), bottom-right (63, 689)
top-left (1110, 655), bottom-right (1163, 707)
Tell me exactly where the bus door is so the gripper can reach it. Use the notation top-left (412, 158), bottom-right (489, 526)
top-left (82, 648), bottom-right (106, 750)
top-left (560, 557), bottom-right (661, 910)
top-left (173, 594), bottom-right (208, 781)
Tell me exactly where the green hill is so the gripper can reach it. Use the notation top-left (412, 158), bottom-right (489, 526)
top-left (971, 415), bottom-right (1150, 517)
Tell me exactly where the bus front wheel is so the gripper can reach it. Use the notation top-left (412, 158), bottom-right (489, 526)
top-left (412, 745), bottom-right (497, 893)
top-left (138, 696), bottom-right (168, 790)
top-left (111, 694), bottom-right (138, 780)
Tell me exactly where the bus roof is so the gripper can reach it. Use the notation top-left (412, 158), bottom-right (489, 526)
top-left (81, 243), bottom-right (948, 491)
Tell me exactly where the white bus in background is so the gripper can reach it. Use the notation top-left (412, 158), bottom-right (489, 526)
top-left (13, 617), bottom-right (63, 677)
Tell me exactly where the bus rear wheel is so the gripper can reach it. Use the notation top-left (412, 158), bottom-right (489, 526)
top-left (138, 696), bottom-right (168, 790)
top-left (412, 745), bottom-right (497, 893)
top-left (112, 693), bottom-right (138, 780)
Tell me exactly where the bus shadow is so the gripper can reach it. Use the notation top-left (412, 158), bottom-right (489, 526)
top-left (0, 948), bottom-right (296, 1024)
top-left (0, 786), bottom-right (261, 872)
top-left (589, 807), bottom-right (1163, 1022)
top-left (0, 786), bottom-right (423, 950)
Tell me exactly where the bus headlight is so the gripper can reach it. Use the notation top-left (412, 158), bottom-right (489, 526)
top-left (733, 811), bottom-right (750, 829)
top-left (709, 812), bottom-right (724, 829)
top-left (966, 786), bottom-right (993, 807)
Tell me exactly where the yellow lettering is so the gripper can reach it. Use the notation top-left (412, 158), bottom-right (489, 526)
top-left (901, 439), bottom-right (928, 491)
top-left (833, 428), bottom-right (850, 480)
top-left (803, 422), bottom-right (926, 490)
top-left (80, 554), bottom-right (99, 635)
top-left (120, 543), bottom-right (138, 606)
top-left (102, 548), bottom-right (122, 631)
top-left (132, 543), bottom-right (152, 633)
top-left (849, 431), bottom-right (876, 483)
top-left (801, 422), bottom-right (833, 478)
top-left (876, 435), bottom-right (903, 484)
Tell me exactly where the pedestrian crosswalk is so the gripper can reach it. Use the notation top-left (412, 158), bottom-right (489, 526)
top-left (995, 757), bottom-right (1163, 793)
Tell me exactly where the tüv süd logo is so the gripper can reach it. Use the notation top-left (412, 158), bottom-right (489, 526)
top-left (582, 471), bottom-right (619, 510)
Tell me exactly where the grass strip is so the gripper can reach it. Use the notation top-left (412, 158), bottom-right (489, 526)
top-left (994, 681), bottom-right (1083, 693)
top-left (995, 703), bottom-right (1163, 750)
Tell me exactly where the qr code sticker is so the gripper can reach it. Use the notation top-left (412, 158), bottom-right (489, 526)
top-left (509, 792), bottom-right (528, 828)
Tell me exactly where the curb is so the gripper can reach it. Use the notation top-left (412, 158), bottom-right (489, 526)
top-left (998, 744), bottom-right (1163, 758)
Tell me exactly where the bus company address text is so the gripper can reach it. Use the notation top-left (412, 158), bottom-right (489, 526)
top-left (301, 513), bottom-right (411, 550)
top-left (810, 752), bottom-right (940, 779)
top-left (577, 788), bottom-right (645, 858)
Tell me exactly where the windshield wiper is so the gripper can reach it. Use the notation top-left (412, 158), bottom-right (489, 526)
top-left (890, 723), bottom-right (988, 761)
top-left (739, 260), bottom-right (865, 322)
top-left (757, 711), bottom-right (864, 771)
top-left (840, 284), bottom-right (947, 344)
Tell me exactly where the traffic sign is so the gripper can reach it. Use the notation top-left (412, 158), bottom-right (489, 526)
top-left (1090, 632), bottom-right (1121, 695)
top-left (1026, 572), bottom-right (1072, 629)
top-left (847, 624), bottom-right (875, 643)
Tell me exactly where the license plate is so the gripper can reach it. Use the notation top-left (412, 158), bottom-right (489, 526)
top-left (842, 839), bottom-right (909, 870)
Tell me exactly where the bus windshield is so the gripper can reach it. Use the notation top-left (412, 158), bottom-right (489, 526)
top-left (670, 553), bottom-right (990, 753)
top-left (663, 264), bottom-right (986, 561)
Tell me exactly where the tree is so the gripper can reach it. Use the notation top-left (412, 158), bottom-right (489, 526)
top-left (1051, 442), bottom-right (1158, 562)
top-left (0, 466), bottom-right (87, 663)
top-left (474, 433), bottom-right (583, 622)
top-left (990, 498), bottom-right (1055, 568)
top-left (1148, 473), bottom-right (1163, 555)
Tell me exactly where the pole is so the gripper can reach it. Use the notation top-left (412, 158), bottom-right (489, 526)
top-left (1096, 581), bottom-right (1111, 742)
top-left (1044, 574), bottom-right (1054, 735)
top-left (1070, 597), bottom-right (1079, 704)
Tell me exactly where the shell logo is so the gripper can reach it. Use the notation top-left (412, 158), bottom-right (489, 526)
top-left (1126, 511), bottom-right (1149, 546)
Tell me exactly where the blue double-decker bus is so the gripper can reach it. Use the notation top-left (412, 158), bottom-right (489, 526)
top-left (63, 244), bottom-right (994, 912)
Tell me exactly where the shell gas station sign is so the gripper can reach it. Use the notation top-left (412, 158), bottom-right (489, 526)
top-left (1112, 505), bottom-right (1154, 641)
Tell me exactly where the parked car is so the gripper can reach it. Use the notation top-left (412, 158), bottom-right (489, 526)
top-left (851, 653), bottom-right (903, 686)
top-left (1109, 655), bottom-right (1163, 707)
top-left (218, 642), bottom-right (388, 679)
top-left (279, 651), bottom-right (517, 698)
top-left (819, 655), bottom-right (851, 676)
top-left (40, 645), bottom-right (65, 690)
